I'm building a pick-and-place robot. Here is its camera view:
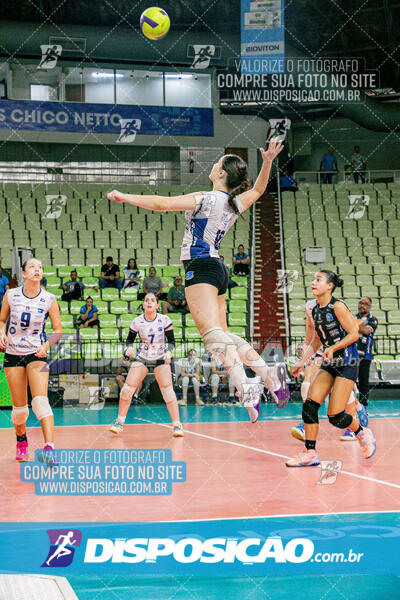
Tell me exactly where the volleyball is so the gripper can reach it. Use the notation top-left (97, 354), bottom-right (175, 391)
top-left (140, 7), bottom-right (170, 40)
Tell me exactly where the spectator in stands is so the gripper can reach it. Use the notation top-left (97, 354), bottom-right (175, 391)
top-left (219, 255), bottom-right (237, 289)
top-left (116, 355), bottom-right (142, 405)
top-left (60, 270), bottom-right (84, 302)
top-left (123, 258), bottom-right (141, 290)
top-left (279, 170), bottom-right (298, 193)
top-left (99, 256), bottom-right (122, 290)
top-left (351, 146), bottom-right (367, 184)
top-left (210, 356), bottom-right (235, 404)
top-left (0, 267), bottom-right (9, 307)
top-left (162, 275), bottom-right (189, 315)
top-left (179, 349), bottom-right (204, 406)
top-left (139, 266), bottom-right (167, 300)
top-left (319, 146), bottom-right (338, 184)
top-left (233, 244), bottom-right (250, 276)
top-left (77, 296), bottom-right (100, 329)
top-left (355, 297), bottom-right (378, 408)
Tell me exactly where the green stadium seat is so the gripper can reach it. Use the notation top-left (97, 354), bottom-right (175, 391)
top-left (70, 300), bottom-right (84, 315)
top-left (45, 276), bottom-right (61, 290)
top-left (229, 300), bottom-right (247, 313)
top-left (79, 328), bottom-right (99, 341)
top-left (43, 265), bottom-right (57, 277)
top-left (57, 300), bottom-right (69, 314)
top-left (185, 314), bottom-right (196, 328)
top-left (162, 266), bottom-right (180, 278)
top-left (230, 287), bottom-right (248, 300)
top-left (101, 288), bottom-right (120, 301)
top-left (60, 315), bottom-right (74, 329)
top-left (99, 314), bottom-right (117, 328)
top-left (94, 301), bottom-right (109, 314)
top-left (129, 300), bottom-right (143, 314)
top-left (110, 300), bottom-right (128, 315)
top-left (167, 313), bottom-right (183, 326)
top-left (120, 314), bottom-right (135, 328)
top-left (173, 326), bottom-right (183, 339)
top-left (120, 288), bottom-right (138, 302)
top-left (185, 327), bottom-right (201, 340)
top-left (228, 312), bottom-right (247, 326)
top-left (102, 344), bottom-right (124, 360)
top-left (229, 326), bottom-right (246, 337)
top-left (100, 328), bottom-right (120, 341)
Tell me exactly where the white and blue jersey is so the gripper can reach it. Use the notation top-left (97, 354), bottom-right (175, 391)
top-left (180, 191), bottom-right (243, 261)
top-left (6, 287), bottom-right (55, 356)
top-left (129, 313), bottom-right (173, 361)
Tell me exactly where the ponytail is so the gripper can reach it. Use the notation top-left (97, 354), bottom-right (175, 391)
top-left (222, 154), bottom-right (252, 219)
top-left (320, 269), bottom-right (344, 291)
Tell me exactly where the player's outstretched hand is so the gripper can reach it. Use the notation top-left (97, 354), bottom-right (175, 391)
top-left (108, 190), bottom-right (126, 203)
top-left (260, 137), bottom-right (284, 163)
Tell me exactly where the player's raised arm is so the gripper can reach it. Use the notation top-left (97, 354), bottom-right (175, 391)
top-left (237, 138), bottom-right (284, 213)
top-left (108, 190), bottom-right (202, 212)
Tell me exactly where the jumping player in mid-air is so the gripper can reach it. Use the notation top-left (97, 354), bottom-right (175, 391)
top-left (0, 258), bottom-right (62, 463)
top-left (287, 270), bottom-right (376, 467)
top-left (108, 138), bottom-right (289, 423)
top-left (110, 292), bottom-right (184, 437)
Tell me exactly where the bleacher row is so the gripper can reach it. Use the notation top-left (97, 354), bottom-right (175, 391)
top-left (0, 182), bottom-right (251, 342)
top-left (282, 181), bottom-right (400, 352)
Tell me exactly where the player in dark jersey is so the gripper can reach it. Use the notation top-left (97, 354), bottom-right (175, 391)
top-left (286, 270), bottom-right (376, 467)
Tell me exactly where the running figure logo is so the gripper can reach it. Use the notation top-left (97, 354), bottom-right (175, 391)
top-left (275, 269), bottom-right (298, 294)
top-left (346, 195), bottom-right (369, 220)
top-left (42, 529), bottom-right (82, 567)
top-left (190, 45), bottom-right (216, 69)
top-left (117, 118), bottom-right (142, 143)
top-left (317, 460), bottom-right (342, 485)
top-left (38, 45), bottom-right (62, 70)
top-left (43, 195), bottom-right (67, 219)
top-left (266, 118), bottom-right (291, 143)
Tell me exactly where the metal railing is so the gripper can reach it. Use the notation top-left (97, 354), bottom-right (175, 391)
top-left (45, 335), bottom-right (400, 375)
top-left (0, 162), bottom-right (181, 185)
top-left (294, 170), bottom-right (400, 185)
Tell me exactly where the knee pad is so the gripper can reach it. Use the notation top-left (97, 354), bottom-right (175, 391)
top-left (302, 399), bottom-right (320, 424)
top-left (182, 376), bottom-right (189, 387)
top-left (203, 327), bottom-right (232, 358)
top-left (121, 383), bottom-right (135, 401)
top-left (12, 405), bottom-right (29, 426)
top-left (160, 385), bottom-right (176, 405)
top-left (31, 396), bottom-right (53, 421)
top-left (301, 381), bottom-right (310, 402)
top-left (191, 376), bottom-right (200, 388)
top-left (328, 411), bottom-right (353, 429)
top-left (210, 374), bottom-right (219, 387)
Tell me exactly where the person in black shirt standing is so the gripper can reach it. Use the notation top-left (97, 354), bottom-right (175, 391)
top-left (287, 270), bottom-right (376, 467)
top-left (99, 256), bottom-right (122, 290)
top-left (355, 297), bottom-right (378, 409)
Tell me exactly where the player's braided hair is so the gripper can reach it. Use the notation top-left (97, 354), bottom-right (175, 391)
top-left (222, 154), bottom-right (251, 219)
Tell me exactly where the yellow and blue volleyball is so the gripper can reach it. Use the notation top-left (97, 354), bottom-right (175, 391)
top-left (140, 7), bottom-right (170, 40)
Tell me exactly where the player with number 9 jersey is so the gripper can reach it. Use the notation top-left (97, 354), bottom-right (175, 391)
top-left (5, 287), bottom-right (55, 356)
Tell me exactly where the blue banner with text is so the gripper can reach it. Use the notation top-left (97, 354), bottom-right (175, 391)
top-left (0, 99), bottom-right (214, 137)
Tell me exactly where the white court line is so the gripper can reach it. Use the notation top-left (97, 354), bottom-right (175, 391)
top-left (135, 417), bottom-right (400, 491)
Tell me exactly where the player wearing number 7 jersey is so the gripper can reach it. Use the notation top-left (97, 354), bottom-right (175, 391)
top-left (0, 258), bottom-right (62, 463)
top-left (110, 292), bottom-right (184, 437)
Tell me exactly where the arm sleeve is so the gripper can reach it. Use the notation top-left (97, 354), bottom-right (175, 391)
top-left (126, 330), bottom-right (138, 346)
top-left (165, 328), bottom-right (175, 352)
